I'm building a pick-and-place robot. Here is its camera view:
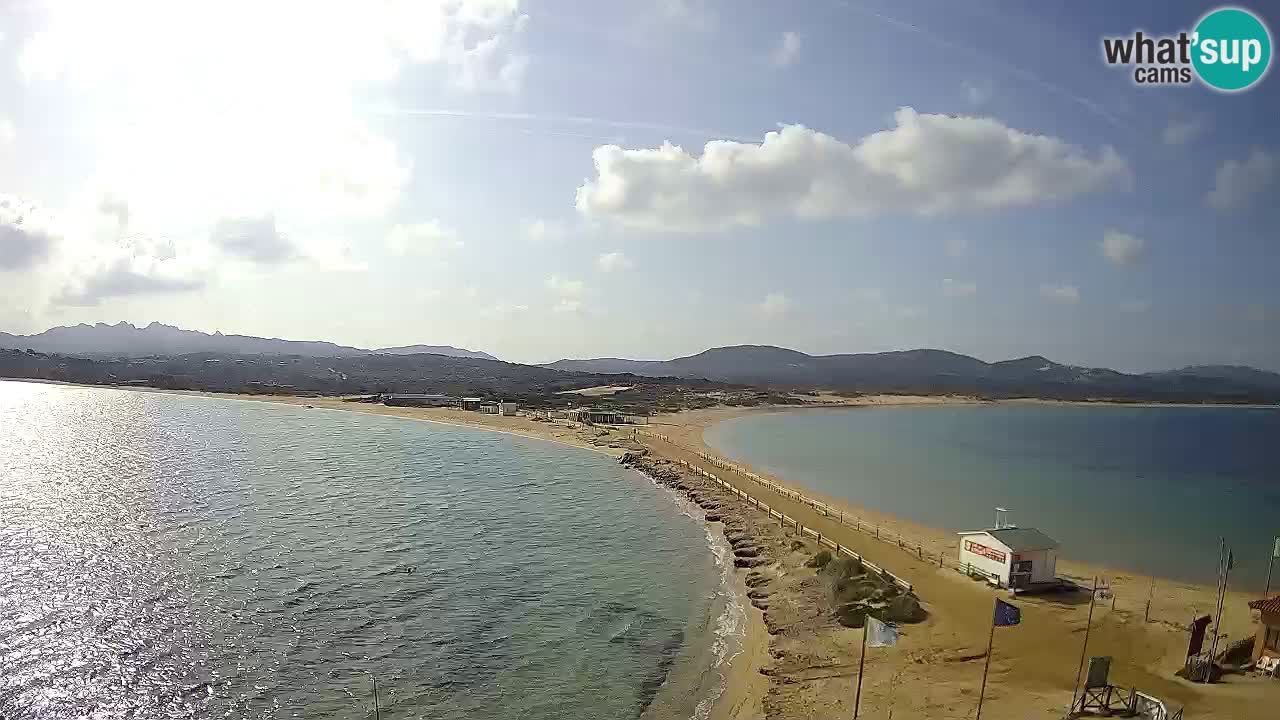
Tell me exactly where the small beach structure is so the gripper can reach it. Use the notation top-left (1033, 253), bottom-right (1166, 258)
top-left (497, 401), bottom-right (519, 416)
top-left (382, 393), bottom-right (456, 407)
top-left (957, 525), bottom-right (1059, 590)
top-left (458, 397), bottom-right (484, 411)
top-left (1248, 595), bottom-right (1280, 670)
top-left (567, 407), bottom-right (626, 425)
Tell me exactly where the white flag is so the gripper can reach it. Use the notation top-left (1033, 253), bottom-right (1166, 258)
top-left (1273, 537), bottom-right (1280, 559)
top-left (866, 616), bottom-right (898, 648)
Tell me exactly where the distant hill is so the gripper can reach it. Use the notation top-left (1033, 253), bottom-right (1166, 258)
top-left (374, 344), bottom-right (498, 361)
top-left (544, 345), bottom-right (1280, 403)
top-left (0, 322), bottom-right (498, 361)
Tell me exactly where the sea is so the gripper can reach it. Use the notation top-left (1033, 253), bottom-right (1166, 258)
top-left (704, 403), bottom-right (1280, 589)
top-left (0, 380), bottom-right (743, 720)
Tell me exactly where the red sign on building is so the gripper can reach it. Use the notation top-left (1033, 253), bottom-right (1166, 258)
top-left (964, 540), bottom-right (1007, 564)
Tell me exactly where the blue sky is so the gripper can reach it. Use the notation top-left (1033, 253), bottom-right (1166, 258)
top-left (0, 0), bottom-right (1276, 370)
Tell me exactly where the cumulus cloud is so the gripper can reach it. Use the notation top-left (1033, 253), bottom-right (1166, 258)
top-left (771, 31), bottom-right (801, 67)
top-left (596, 251), bottom-right (633, 272)
top-left (0, 195), bottom-right (60, 271)
top-left (1040, 283), bottom-right (1080, 304)
top-left (55, 231), bottom-right (206, 306)
top-left (521, 218), bottom-right (567, 243)
top-left (1100, 229), bottom-right (1144, 266)
top-left (942, 278), bottom-right (977, 298)
top-left (757, 292), bottom-right (790, 318)
top-left (386, 220), bottom-right (463, 256)
top-left (1162, 116), bottom-right (1207, 146)
top-left (546, 274), bottom-right (585, 297)
top-left (211, 214), bottom-right (296, 264)
top-left (482, 300), bottom-right (530, 318)
top-left (1207, 148), bottom-right (1276, 211)
top-left (576, 108), bottom-right (1130, 232)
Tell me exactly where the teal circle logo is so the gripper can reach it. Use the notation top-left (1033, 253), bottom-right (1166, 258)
top-left (1192, 7), bottom-right (1272, 91)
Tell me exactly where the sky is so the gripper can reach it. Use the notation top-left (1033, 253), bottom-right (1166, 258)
top-left (0, 0), bottom-right (1277, 370)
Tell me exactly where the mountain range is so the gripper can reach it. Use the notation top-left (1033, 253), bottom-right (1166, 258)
top-left (544, 345), bottom-right (1280, 401)
top-left (0, 322), bottom-right (496, 361)
top-left (2, 323), bottom-right (1278, 403)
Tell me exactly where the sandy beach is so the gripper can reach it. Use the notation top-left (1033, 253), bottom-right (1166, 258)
top-left (637, 399), bottom-right (1279, 719)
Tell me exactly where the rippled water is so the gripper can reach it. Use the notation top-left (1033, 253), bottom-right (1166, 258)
top-left (0, 381), bottom-right (733, 719)
top-left (705, 404), bottom-right (1280, 587)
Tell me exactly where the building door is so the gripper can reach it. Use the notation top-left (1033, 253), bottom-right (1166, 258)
top-left (1010, 560), bottom-right (1033, 589)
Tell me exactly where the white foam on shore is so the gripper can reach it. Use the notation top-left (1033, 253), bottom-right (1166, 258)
top-left (632, 468), bottom-right (747, 720)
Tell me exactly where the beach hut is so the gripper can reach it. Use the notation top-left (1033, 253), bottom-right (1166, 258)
top-left (497, 402), bottom-right (519, 416)
top-left (1248, 595), bottom-right (1280, 669)
top-left (957, 526), bottom-right (1059, 589)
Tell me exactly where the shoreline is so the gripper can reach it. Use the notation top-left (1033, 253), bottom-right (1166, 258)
top-left (642, 402), bottom-right (1277, 718)
top-left (6, 379), bottom-right (1278, 716)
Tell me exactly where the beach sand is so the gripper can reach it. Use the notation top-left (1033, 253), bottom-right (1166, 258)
top-left (639, 400), bottom-right (1279, 719)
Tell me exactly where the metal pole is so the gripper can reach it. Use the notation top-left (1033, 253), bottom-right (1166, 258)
top-left (1265, 539), bottom-right (1277, 600)
top-left (976, 600), bottom-right (997, 720)
top-left (372, 674), bottom-right (381, 720)
top-left (853, 618), bottom-right (869, 720)
top-left (1200, 539), bottom-right (1226, 676)
top-left (1145, 576), bottom-right (1155, 623)
top-left (1205, 541), bottom-right (1231, 678)
top-left (1069, 577), bottom-right (1098, 714)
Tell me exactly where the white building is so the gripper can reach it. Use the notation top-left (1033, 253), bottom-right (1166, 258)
top-left (497, 402), bottom-right (519, 416)
top-left (957, 527), bottom-right (1059, 589)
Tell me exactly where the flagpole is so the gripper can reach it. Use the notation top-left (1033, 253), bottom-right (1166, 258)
top-left (1265, 537), bottom-right (1277, 600)
top-left (853, 617), bottom-right (868, 720)
top-left (1206, 541), bottom-right (1231, 677)
top-left (1068, 577), bottom-right (1098, 713)
top-left (976, 599), bottom-right (997, 720)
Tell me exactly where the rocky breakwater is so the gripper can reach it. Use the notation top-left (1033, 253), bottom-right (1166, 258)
top-left (620, 450), bottom-right (929, 718)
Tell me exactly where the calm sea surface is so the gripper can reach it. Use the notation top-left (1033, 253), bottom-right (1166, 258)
top-left (0, 381), bottom-right (739, 719)
top-left (704, 404), bottom-right (1280, 588)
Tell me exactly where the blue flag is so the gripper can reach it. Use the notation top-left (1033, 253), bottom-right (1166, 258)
top-left (994, 599), bottom-right (1021, 627)
top-left (866, 616), bottom-right (898, 647)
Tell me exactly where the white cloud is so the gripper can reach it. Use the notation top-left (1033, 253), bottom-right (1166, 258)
top-left (942, 278), bottom-right (977, 298)
top-left (771, 31), bottom-right (801, 67)
top-left (552, 298), bottom-right (582, 314)
top-left (756, 291), bottom-right (790, 318)
top-left (0, 116), bottom-right (14, 147)
top-left (521, 218), bottom-right (567, 243)
top-left (945, 236), bottom-right (968, 257)
top-left (576, 108), bottom-right (1130, 232)
top-left (1120, 299), bottom-right (1150, 313)
top-left (962, 79), bottom-right (993, 106)
top-left (212, 214), bottom-right (296, 264)
top-left (386, 220), bottom-right (463, 256)
top-left (482, 300), bottom-right (530, 318)
top-left (1162, 116), bottom-right (1207, 145)
top-left (1040, 283), bottom-right (1080, 304)
top-left (0, 195), bottom-right (60, 271)
top-left (546, 274), bottom-right (585, 297)
top-left (658, 0), bottom-right (715, 28)
top-left (596, 251), bottom-right (633, 272)
top-left (1207, 148), bottom-right (1276, 211)
top-left (1100, 228), bottom-right (1144, 266)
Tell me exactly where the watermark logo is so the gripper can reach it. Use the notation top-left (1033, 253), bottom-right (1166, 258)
top-left (1102, 6), bottom-right (1271, 92)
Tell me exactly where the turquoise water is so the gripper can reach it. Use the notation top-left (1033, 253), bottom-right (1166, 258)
top-left (0, 381), bottom-right (738, 719)
top-left (704, 404), bottom-right (1280, 588)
